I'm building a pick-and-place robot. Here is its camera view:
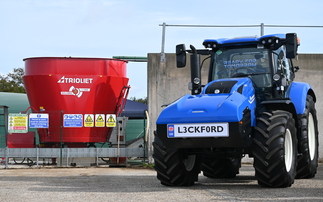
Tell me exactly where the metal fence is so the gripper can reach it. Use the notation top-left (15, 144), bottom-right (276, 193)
top-left (0, 106), bottom-right (147, 168)
top-left (0, 147), bottom-right (144, 168)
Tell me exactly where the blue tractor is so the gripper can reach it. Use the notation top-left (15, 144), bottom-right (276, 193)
top-left (153, 33), bottom-right (319, 188)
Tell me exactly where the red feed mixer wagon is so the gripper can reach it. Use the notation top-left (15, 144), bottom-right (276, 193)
top-left (23, 57), bottom-right (129, 148)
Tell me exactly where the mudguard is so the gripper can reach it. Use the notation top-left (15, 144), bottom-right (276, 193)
top-left (156, 78), bottom-right (257, 126)
top-left (288, 81), bottom-right (315, 114)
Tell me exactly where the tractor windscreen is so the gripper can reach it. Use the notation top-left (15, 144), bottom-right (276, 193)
top-left (211, 48), bottom-right (272, 88)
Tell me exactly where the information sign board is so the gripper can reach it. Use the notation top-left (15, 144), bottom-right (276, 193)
top-left (63, 114), bottom-right (83, 127)
top-left (29, 113), bottom-right (49, 128)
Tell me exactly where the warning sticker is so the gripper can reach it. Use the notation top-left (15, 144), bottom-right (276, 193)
top-left (8, 114), bottom-right (28, 133)
top-left (106, 114), bottom-right (116, 127)
top-left (84, 114), bottom-right (94, 127)
top-left (95, 114), bottom-right (105, 127)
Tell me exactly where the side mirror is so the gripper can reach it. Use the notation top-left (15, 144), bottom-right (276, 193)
top-left (176, 44), bottom-right (186, 68)
top-left (286, 33), bottom-right (297, 59)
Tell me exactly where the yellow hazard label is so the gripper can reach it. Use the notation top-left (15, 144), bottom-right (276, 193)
top-left (97, 116), bottom-right (104, 122)
top-left (8, 114), bottom-right (28, 133)
top-left (95, 114), bottom-right (105, 127)
top-left (84, 114), bottom-right (94, 127)
top-left (106, 114), bottom-right (116, 127)
top-left (13, 117), bottom-right (27, 126)
top-left (85, 115), bottom-right (93, 122)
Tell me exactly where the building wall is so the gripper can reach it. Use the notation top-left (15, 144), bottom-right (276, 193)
top-left (147, 53), bottom-right (323, 163)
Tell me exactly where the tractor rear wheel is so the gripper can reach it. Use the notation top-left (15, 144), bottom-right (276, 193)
top-left (296, 95), bottom-right (319, 178)
top-left (253, 110), bottom-right (297, 188)
top-left (153, 136), bottom-right (201, 186)
top-left (201, 157), bottom-right (241, 178)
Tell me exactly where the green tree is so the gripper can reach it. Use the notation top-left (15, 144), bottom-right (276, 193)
top-left (129, 96), bottom-right (147, 105)
top-left (0, 68), bottom-right (25, 93)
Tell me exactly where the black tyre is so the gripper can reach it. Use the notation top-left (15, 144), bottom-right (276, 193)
top-left (201, 157), bottom-right (241, 178)
top-left (253, 110), bottom-right (297, 188)
top-left (153, 136), bottom-right (201, 186)
top-left (296, 95), bottom-right (319, 178)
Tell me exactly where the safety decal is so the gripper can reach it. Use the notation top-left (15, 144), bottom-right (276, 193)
top-left (95, 114), bottom-right (105, 127)
top-left (106, 114), bottom-right (116, 127)
top-left (84, 114), bottom-right (94, 127)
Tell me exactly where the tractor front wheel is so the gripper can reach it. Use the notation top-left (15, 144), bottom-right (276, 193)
top-left (153, 136), bottom-right (201, 186)
top-left (253, 110), bottom-right (297, 188)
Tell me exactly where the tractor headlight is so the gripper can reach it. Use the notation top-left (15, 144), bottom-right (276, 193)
top-left (193, 77), bottom-right (200, 84)
top-left (259, 34), bottom-right (284, 50)
top-left (273, 74), bottom-right (280, 81)
top-left (203, 40), bottom-right (218, 49)
top-left (262, 38), bottom-right (275, 45)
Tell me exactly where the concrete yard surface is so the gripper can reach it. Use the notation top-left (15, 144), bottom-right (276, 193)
top-left (0, 164), bottom-right (322, 201)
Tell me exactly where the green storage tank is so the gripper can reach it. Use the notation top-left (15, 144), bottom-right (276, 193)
top-left (0, 92), bottom-right (30, 147)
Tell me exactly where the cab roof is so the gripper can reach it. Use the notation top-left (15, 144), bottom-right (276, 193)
top-left (202, 33), bottom-right (289, 50)
top-left (203, 34), bottom-right (286, 45)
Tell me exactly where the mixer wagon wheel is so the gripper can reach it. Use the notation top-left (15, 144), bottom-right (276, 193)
top-left (13, 158), bottom-right (26, 164)
top-left (253, 110), bottom-right (297, 188)
top-left (296, 95), bottom-right (319, 179)
top-left (153, 136), bottom-right (201, 186)
top-left (201, 156), bottom-right (241, 178)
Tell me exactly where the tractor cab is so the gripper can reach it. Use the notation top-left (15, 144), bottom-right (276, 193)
top-left (208, 45), bottom-right (294, 101)
top-left (176, 33), bottom-right (299, 100)
top-left (204, 34), bottom-right (299, 101)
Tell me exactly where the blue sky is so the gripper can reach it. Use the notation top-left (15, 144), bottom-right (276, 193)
top-left (1, 0), bottom-right (323, 98)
